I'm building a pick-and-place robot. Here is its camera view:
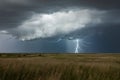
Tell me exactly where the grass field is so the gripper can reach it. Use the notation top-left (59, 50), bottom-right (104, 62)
top-left (0, 54), bottom-right (120, 80)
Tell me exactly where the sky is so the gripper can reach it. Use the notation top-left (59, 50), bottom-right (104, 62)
top-left (0, 0), bottom-right (120, 53)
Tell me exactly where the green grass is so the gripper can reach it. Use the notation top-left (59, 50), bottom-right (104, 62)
top-left (0, 54), bottom-right (120, 80)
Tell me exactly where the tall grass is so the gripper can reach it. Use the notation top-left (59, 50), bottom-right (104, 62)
top-left (0, 54), bottom-right (120, 80)
top-left (0, 63), bottom-right (120, 80)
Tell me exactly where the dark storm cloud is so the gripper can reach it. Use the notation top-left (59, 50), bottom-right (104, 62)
top-left (81, 24), bottom-right (120, 53)
top-left (0, 0), bottom-right (120, 31)
top-left (0, 0), bottom-right (120, 53)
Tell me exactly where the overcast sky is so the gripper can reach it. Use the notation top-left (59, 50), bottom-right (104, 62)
top-left (0, 0), bottom-right (120, 53)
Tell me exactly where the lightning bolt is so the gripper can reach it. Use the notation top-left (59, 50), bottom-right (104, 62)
top-left (75, 39), bottom-right (79, 53)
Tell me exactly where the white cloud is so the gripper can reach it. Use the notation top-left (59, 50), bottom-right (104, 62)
top-left (5, 9), bottom-right (105, 41)
top-left (0, 30), bottom-right (9, 34)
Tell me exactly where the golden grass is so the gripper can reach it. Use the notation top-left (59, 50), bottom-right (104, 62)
top-left (0, 54), bottom-right (120, 80)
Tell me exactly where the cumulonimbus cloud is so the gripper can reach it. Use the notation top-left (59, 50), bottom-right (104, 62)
top-left (1, 9), bottom-right (106, 41)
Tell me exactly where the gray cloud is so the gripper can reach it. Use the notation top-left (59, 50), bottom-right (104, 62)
top-left (7, 9), bottom-right (104, 41)
top-left (0, 0), bottom-right (120, 40)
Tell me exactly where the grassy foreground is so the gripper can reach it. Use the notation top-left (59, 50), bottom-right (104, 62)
top-left (0, 54), bottom-right (120, 80)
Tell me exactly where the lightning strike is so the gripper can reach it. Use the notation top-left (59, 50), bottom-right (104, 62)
top-left (75, 39), bottom-right (79, 53)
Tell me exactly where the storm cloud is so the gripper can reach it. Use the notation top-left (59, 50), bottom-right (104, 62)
top-left (0, 0), bottom-right (120, 40)
top-left (7, 9), bottom-right (105, 40)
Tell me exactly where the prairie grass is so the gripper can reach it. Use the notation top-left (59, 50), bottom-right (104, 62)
top-left (0, 54), bottom-right (120, 80)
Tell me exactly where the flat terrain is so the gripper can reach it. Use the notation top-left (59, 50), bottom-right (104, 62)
top-left (0, 54), bottom-right (120, 80)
